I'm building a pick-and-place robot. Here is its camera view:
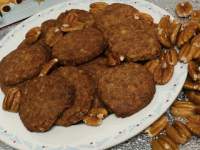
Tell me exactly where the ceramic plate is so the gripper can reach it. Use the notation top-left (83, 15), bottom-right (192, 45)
top-left (0, 0), bottom-right (187, 149)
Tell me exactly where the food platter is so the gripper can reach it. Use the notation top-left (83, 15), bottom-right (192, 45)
top-left (0, 0), bottom-right (187, 149)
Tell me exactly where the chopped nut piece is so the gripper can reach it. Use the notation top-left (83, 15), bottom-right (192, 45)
top-left (191, 10), bottom-right (200, 22)
top-left (145, 59), bottom-right (160, 74)
top-left (25, 27), bottom-right (41, 44)
top-left (89, 2), bottom-right (108, 15)
top-left (145, 115), bottom-right (168, 137)
top-left (170, 20), bottom-right (181, 45)
top-left (166, 124), bottom-right (188, 144)
top-left (184, 80), bottom-right (200, 91)
top-left (178, 43), bottom-right (193, 63)
top-left (83, 108), bottom-right (108, 126)
top-left (165, 48), bottom-right (178, 66)
top-left (186, 121), bottom-right (200, 136)
top-left (187, 91), bottom-right (200, 105)
top-left (45, 27), bottom-right (63, 47)
top-left (177, 22), bottom-right (199, 47)
top-left (154, 58), bottom-right (174, 85)
top-left (39, 58), bottom-right (59, 77)
top-left (157, 15), bottom-right (172, 48)
top-left (176, 1), bottom-right (193, 17)
top-left (3, 88), bottom-right (21, 113)
top-left (188, 61), bottom-right (200, 81)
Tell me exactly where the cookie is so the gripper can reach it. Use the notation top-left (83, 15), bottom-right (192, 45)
top-left (98, 63), bottom-right (155, 117)
top-left (19, 75), bottom-right (74, 132)
top-left (0, 45), bottom-right (50, 86)
top-left (54, 67), bottom-right (95, 126)
top-left (52, 27), bottom-right (105, 65)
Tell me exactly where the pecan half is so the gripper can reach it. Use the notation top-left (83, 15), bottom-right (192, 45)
top-left (25, 27), bottom-right (41, 44)
top-left (157, 15), bottom-right (172, 48)
top-left (39, 58), bottom-right (59, 77)
top-left (89, 2), bottom-right (108, 15)
top-left (186, 91), bottom-right (200, 105)
top-left (145, 59), bottom-right (160, 74)
top-left (165, 48), bottom-right (178, 66)
top-left (83, 108), bottom-right (108, 126)
top-left (191, 10), bottom-right (200, 22)
top-left (151, 139), bottom-right (164, 150)
top-left (3, 88), bottom-right (21, 113)
top-left (177, 21), bottom-right (199, 47)
top-left (184, 79), bottom-right (200, 91)
top-left (176, 1), bottom-right (193, 17)
top-left (166, 123), bottom-right (189, 144)
top-left (145, 115), bottom-right (168, 137)
top-left (178, 43), bottom-right (193, 63)
top-left (186, 121), bottom-right (200, 136)
top-left (188, 61), bottom-right (200, 81)
top-left (191, 34), bottom-right (200, 59)
top-left (159, 135), bottom-right (179, 150)
top-left (170, 20), bottom-right (181, 45)
top-left (170, 101), bottom-right (196, 117)
top-left (44, 27), bottom-right (63, 47)
top-left (187, 115), bottom-right (200, 124)
top-left (154, 58), bottom-right (174, 85)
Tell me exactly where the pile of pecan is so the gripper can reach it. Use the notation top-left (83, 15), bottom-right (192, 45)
top-left (145, 1), bottom-right (200, 149)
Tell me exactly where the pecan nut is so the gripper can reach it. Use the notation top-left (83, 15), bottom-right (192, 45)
top-left (83, 108), bottom-right (108, 126)
top-left (184, 79), bottom-right (200, 91)
top-left (187, 114), bottom-right (200, 124)
top-left (44, 27), bottom-right (63, 47)
top-left (3, 88), bottom-right (21, 113)
top-left (191, 10), bottom-right (200, 22)
top-left (154, 59), bottom-right (174, 85)
top-left (157, 15), bottom-right (172, 48)
top-left (191, 34), bottom-right (200, 59)
top-left (89, 2), bottom-right (108, 15)
top-left (159, 135), bottom-right (179, 150)
top-left (39, 58), bottom-right (59, 77)
top-left (188, 61), bottom-right (200, 81)
top-left (186, 91), bottom-right (200, 105)
top-left (144, 59), bottom-right (160, 74)
top-left (165, 48), bottom-right (178, 66)
top-left (166, 123), bottom-right (189, 144)
top-left (151, 139), bottom-right (164, 150)
top-left (145, 115), bottom-right (168, 137)
top-left (186, 121), bottom-right (200, 136)
top-left (170, 20), bottom-right (181, 45)
top-left (177, 21), bottom-right (199, 47)
top-left (178, 43), bottom-right (193, 63)
top-left (170, 101), bottom-right (196, 117)
top-left (176, 1), bottom-right (193, 17)
top-left (25, 27), bottom-right (41, 44)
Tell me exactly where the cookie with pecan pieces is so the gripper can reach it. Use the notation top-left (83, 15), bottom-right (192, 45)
top-left (19, 75), bottom-right (74, 132)
top-left (98, 63), bottom-right (155, 117)
top-left (0, 45), bottom-right (50, 86)
top-left (52, 27), bottom-right (105, 65)
top-left (54, 67), bottom-right (95, 126)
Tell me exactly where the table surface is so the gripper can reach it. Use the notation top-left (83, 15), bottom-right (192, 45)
top-left (0, 0), bottom-right (200, 150)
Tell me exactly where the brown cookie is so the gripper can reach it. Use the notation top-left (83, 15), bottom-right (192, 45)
top-left (52, 27), bottom-right (105, 65)
top-left (95, 3), bottom-right (138, 32)
top-left (98, 63), bottom-right (155, 117)
top-left (0, 45), bottom-right (50, 86)
top-left (54, 67), bottom-right (95, 126)
top-left (19, 75), bottom-right (74, 132)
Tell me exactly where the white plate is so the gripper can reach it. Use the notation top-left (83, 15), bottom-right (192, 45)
top-left (0, 0), bottom-right (187, 150)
